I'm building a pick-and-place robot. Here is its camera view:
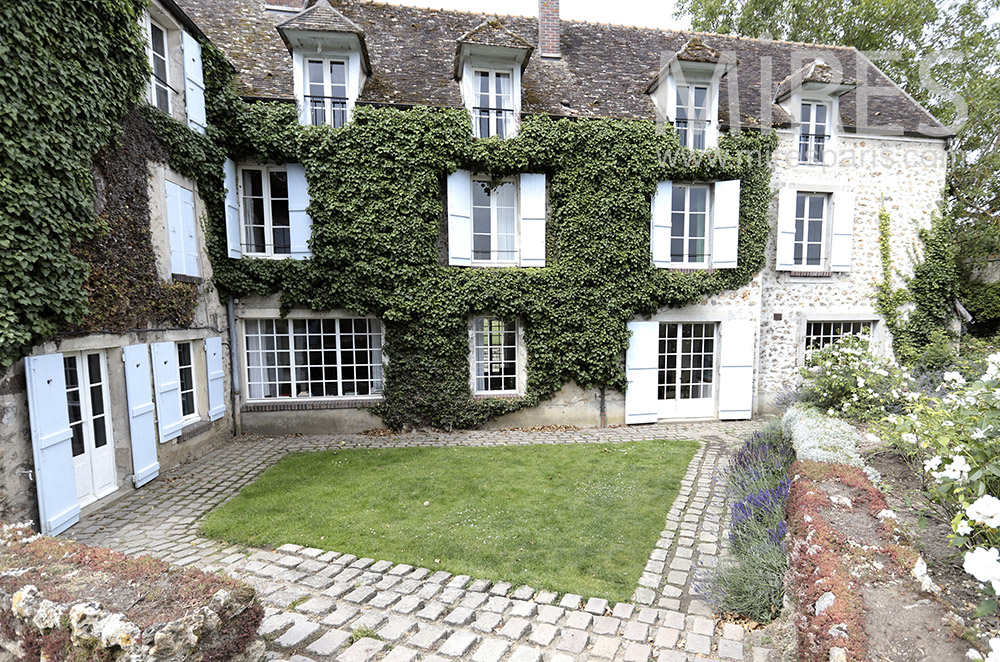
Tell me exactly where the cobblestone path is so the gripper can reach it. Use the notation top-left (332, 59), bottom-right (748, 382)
top-left (66, 421), bottom-right (779, 662)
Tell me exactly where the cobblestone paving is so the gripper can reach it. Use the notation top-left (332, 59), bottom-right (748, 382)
top-left (66, 421), bottom-right (779, 662)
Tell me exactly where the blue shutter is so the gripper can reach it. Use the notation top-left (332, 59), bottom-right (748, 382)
top-left (625, 321), bottom-right (660, 424)
top-left (447, 170), bottom-right (472, 266)
top-left (718, 320), bottom-right (756, 420)
top-left (287, 164), bottom-right (313, 260)
top-left (123, 345), bottom-right (160, 487)
top-left (179, 184), bottom-right (199, 276)
top-left (151, 342), bottom-right (183, 442)
top-left (775, 188), bottom-right (797, 271)
top-left (165, 181), bottom-right (185, 275)
top-left (711, 179), bottom-right (740, 269)
top-left (205, 337), bottom-right (226, 421)
top-left (24, 354), bottom-right (80, 535)
top-left (650, 181), bottom-right (673, 268)
top-left (224, 159), bottom-right (242, 258)
top-left (519, 173), bottom-right (546, 267)
top-left (182, 31), bottom-right (206, 134)
top-left (830, 190), bottom-right (855, 272)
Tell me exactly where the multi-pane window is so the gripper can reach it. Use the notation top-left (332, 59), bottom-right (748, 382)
top-left (149, 21), bottom-right (170, 113)
top-left (670, 184), bottom-right (710, 264)
top-left (472, 179), bottom-right (517, 264)
top-left (794, 192), bottom-right (828, 268)
top-left (177, 342), bottom-right (197, 419)
top-left (804, 321), bottom-right (872, 351)
top-left (658, 323), bottom-right (716, 400)
top-left (473, 317), bottom-right (518, 393)
top-left (799, 101), bottom-right (829, 164)
top-left (64, 353), bottom-right (111, 458)
top-left (473, 70), bottom-right (514, 139)
top-left (675, 84), bottom-right (709, 149)
top-left (240, 166), bottom-right (290, 256)
top-left (306, 59), bottom-right (348, 127)
top-left (244, 318), bottom-right (383, 399)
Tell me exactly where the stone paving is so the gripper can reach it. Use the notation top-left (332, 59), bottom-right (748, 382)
top-left (65, 421), bottom-right (780, 662)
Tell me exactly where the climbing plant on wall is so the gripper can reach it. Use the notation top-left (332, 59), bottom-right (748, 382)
top-left (0, 0), bottom-right (149, 367)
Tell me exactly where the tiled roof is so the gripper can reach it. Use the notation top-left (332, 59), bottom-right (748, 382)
top-left (276, 0), bottom-right (363, 34)
top-left (176, 0), bottom-right (951, 137)
top-left (773, 58), bottom-right (857, 101)
top-left (457, 17), bottom-right (534, 51)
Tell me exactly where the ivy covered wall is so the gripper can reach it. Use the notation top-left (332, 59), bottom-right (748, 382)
top-left (142, 47), bottom-right (778, 429)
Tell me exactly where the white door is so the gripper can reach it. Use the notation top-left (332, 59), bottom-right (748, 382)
top-left (656, 322), bottom-right (717, 419)
top-left (64, 352), bottom-right (118, 507)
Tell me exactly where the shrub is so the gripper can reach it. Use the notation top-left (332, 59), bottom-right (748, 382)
top-left (782, 405), bottom-right (881, 483)
top-left (798, 333), bottom-right (912, 423)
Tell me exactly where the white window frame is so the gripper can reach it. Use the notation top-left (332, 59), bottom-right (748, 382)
top-left (471, 68), bottom-right (516, 139)
top-left (668, 183), bottom-right (711, 265)
top-left (304, 57), bottom-right (349, 128)
top-left (148, 18), bottom-right (171, 113)
top-left (471, 177), bottom-right (519, 266)
top-left (798, 100), bottom-right (830, 165)
top-left (177, 341), bottom-right (198, 422)
top-left (803, 320), bottom-right (874, 354)
top-left (470, 316), bottom-right (523, 396)
top-left (242, 315), bottom-right (385, 401)
top-left (793, 191), bottom-right (830, 270)
top-left (675, 84), bottom-right (711, 150)
top-left (238, 165), bottom-right (291, 257)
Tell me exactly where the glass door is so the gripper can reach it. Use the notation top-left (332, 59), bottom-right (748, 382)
top-left (657, 322), bottom-right (717, 419)
top-left (65, 352), bottom-right (117, 507)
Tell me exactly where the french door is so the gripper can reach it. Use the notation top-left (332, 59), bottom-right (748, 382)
top-left (64, 352), bottom-right (117, 507)
top-left (657, 322), bottom-right (717, 419)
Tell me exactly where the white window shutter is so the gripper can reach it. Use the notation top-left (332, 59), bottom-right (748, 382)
top-left (711, 179), bottom-right (740, 268)
top-left (151, 341), bottom-right (183, 442)
top-left (665, 74), bottom-right (677, 123)
top-left (625, 321), bottom-right (660, 424)
top-left (223, 158), bottom-right (241, 258)
top-left (830, 190), bottom-right (856, 272)
top-left (519, 173), bottom-right (546, 267)
top-left (182, 31), bottom-right (206, 134)
top-left (775, 187), bottom-right (797, 271)
top-left (205, 337), bottom-right (226, 421)
top-left (447, 170), bottom-right (472, 266)
top-left (123, 345), bottom-right (160, 488)
top-left (165, 181), bottom-right (185, 275)
top-left (24, 353), bottom-right (80, 535)
top-left (718, 320), bottom-right (756, 420)
top-left (179, 184), bottom-right (199, 276)
top-left (287, 164), bottom-right (313, 260)
top-left (650, 181), bottom-right (673, 268)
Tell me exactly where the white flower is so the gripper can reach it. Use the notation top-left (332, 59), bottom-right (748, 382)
top-left (901, 433), bottom-right (918, 444)
top-left (986, 637), bottom-right (1000, 662)
top-left (874, 368), bottom-right (889, 377)
top-left (943, 420), bottom-right (955, 427)
top-left (865, 433), bottom-right (881, 445)
top-left (967, 495), bottom-right (1000, 528)
top-left (933, 456), bottom-right (971, 482)
top-left (971, 426), bottom-right (993, 440)
top-left (957, 520), bottom-right (973, 535)
top-left (944, 371), bottom-right (967, 384)
top-left (923, 456), bottom-right (943, 472)
top-left (857, 376), bottom-right (866, 388)
top-left (963, 547), bottom-right (1000, 584)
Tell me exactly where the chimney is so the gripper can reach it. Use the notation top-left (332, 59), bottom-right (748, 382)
top-left (538, 0), bottom-right (561, 59)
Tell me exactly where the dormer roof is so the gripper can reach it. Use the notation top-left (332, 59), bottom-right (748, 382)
top-left (676, 36), bottom-right (722, 64)
top-left (645, 36), bottom-right (736, 94)
top-left (454, 18), bottom-right (533, 79)
top-left (277, 0), bottom-right (371, 74)
top-left (774, 58), bottom-right (857, 101)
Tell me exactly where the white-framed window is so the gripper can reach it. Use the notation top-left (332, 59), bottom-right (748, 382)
top-left (244, 317), bottom-right (383, 400)
top-left (669, 184), bottom-right (710, 265)
top-left (799, 101), bottom-right (829, 165)
top-left (657, 322), bottom-right (716, 401)
top-left (472, 69), bottom-right (515, 139)
top-left (794, 192), bottom-right (829, 268)
top-left (177, 341), bottom-right (197, 420)
top-left (804, 320), bottom-right (873, 352)
top-left (472, 177), bottom-right (517, 265)
top-left (472, 317), bottom-right (519, 394)
top-left (239, 166), bottom-right (290, 256)
top-left (148, 19), bottom-right (171, 113)
top-left (675, 84), bottom-right (710, 150)
top-left (305, 58), bottom-right (348, 128)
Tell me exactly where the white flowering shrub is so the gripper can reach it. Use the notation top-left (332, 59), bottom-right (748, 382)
top-left (782, 404), bottom-right (881, 483)
top-left (799, 333), bottom-right (913, 423)
top-left (881, 351), bottom-right (1000, 616)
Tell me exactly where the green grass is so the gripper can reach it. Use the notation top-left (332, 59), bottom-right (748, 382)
top-left (201, 440), bottom-right (698, 601)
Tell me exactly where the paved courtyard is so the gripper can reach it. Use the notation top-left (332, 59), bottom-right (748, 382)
top-left (66, 421), bottom-right (779, 662)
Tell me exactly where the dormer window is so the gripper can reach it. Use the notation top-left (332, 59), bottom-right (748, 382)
top-left (306, 58), bottom-right (348, 127)
top-left (675, 84), bottom-right (710, 150)
top-left (149, 20), bottom-right (171, 113)
top-left (799, 101), bottom-right (829, 165)
top-left (473, 69), bottom-right (514, 139)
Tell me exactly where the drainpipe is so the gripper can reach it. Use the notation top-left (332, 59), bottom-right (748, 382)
top-left (599, 385), bottom-right (607, 428)
top-left (227, 298), bottom-right (242, 437)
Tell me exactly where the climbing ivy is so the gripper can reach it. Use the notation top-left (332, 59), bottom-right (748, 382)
top-left (0, 0), bottom-right (149, 367)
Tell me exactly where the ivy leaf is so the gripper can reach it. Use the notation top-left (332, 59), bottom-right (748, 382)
top-left (974, 599), bottom-right (997, 617)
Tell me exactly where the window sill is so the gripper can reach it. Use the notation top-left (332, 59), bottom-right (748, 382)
top-left (178, 418), bottom-right (212, 441)
top-left (172, 273), bottom-right (203, 284)
top-left (242, 397), bottom-right (382, 412)
top-left (472, 393), bottom-right (523, 401)
top-left (661, 266), bottom-right (715, 273)
top-left (788, 270), bottom-right (833, 278)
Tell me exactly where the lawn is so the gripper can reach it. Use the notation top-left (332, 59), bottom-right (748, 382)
top-left (201, 439), bottom-right (699, 601)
